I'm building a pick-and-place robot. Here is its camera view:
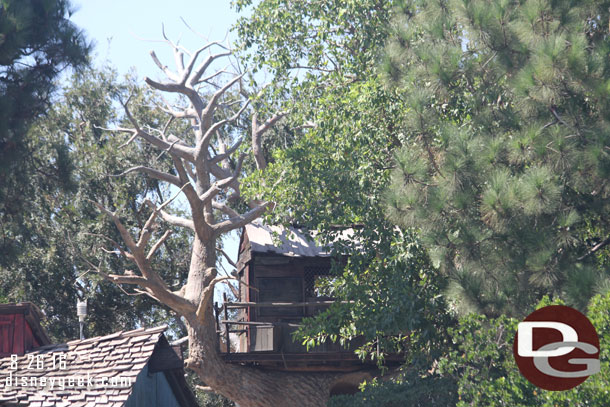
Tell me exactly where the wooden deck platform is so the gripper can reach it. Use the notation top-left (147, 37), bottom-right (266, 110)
top-left (216, 299), bottom-right (404, 371)
top-left (221, 351), bottom-right (404, 372)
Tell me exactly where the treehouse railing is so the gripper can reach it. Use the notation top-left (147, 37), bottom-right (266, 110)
top-left (214, 295), bottom-right (354, 355)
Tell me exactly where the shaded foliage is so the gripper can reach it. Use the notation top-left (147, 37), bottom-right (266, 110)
top-left (0, 67), bottom-right (191, 341)
top-left (0, 0), bottom-right (90, 236)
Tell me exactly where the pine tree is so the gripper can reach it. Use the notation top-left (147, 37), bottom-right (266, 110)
top-left (384, 0), bottom-right (610, 316)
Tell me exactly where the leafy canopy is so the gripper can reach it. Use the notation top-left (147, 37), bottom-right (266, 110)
top-left (235, 0), bottom-right (452, 365)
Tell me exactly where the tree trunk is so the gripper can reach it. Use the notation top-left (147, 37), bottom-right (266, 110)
top-left (187, 320), bottom-right (340, 407)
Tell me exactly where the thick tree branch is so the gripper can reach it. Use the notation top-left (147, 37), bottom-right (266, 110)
top-left (210, 136), bottom-right (244, 165)
top-left (190, 52), bottom-right (233, 86)
top-left (201, 73), bottom-right (245, 130)
top-left (212, 201), bottom-right (240, 218)
top-left (199, 154), bottom-right (245, 204)
top-left (196, 273), bottom-right (234, 322)
top-left (159, 210), bottom-right (195, 230)
top-left (90, 201), bottom-right (139, 254)
top-left (167, 150), bottom-right (203, 211)
top-left (150, 50), bottom-right (179, 81)
top-left (213, 203), bottom-right (271, 236)
top-left (131, 129), bottom-right (195, 162)
top-left (159, 104), bottom-right (198, 120)
top-left (171, 336), bottom-right (189, 346)
top-left (147, 230), bottom-right (172, 260)
top-left (199, 100), bottom-right (250, 154)
top-left (144, 77), bottom-right (205, 113)
top-left (114, 166), bottom-right (182, 186)
top-left (252, 111), bottom-right (287, 170)
top-left (257, 111), bottom-right (288, 135)
top-left (107, 274), bottom-right (150, 285)
top-left (181, 44), bottom-right (215, 84)
top-left (137, 201), bottom-right (160, 248)
top-left (91, 201), bottom-right (195, 316)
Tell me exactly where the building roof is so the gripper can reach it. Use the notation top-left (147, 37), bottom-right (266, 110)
top-left (0, 326), bottom-right (196, 407)
top-left (243, 222), bottom-right (355, 258)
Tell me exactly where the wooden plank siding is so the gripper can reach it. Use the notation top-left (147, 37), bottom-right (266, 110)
top-left (0, 303), bottom-right (49, 356)
top-left (0, 312), bottom-right (31, 356)
top-left (0, 314), bottom-right (15, 355)
top-left (124, 364), bottom-right (182, 407)
top-left (229, 225), bottom-right (391, 370)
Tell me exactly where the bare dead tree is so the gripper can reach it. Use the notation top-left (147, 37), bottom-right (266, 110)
top-left (90, 37), bottom-right (367, 407)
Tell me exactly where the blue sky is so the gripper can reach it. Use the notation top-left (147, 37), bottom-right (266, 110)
top-left (71, 1), bottom-right (244, 295)
top-left (72, 1), bottom-right (240, 79)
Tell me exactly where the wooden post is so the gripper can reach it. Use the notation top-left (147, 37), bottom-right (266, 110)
top-left (223, 292), bottom-right (230, 355)
top-left (214, 302), bottom-right (221, 352)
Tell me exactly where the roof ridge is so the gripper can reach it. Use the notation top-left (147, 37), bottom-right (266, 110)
top-left (65, 324), bottom-right (167, 345)
top-left (123, 324), bottom-right (167, 336)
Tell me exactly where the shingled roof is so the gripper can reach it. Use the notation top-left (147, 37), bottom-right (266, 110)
top-left (0, 326), bottom-right (196, 407)
top-left (242, 222), bottom-right (356, 258)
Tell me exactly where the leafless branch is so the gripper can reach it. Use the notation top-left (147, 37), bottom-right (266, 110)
top-left (194, 66), bottom-right (231, 85)
top-left (150, 50), bottom-right (179, 81)
top-left (201, 73), bottom-right (245, 129)
top-left (578, 235), bottom-right (610, 261)
top-left (107, 274), bottom-right (150, 286)
top-left (137, 200), bottom-right (161, 248)
top-left (140, 129), bottom-right (195, 161)
top-left (216, 247), bottom-right (237, 269)
top-left (199, 100), bottom-right (250, 153)
top-left (199, 154), bottom-right (245, 204)
top-left (90, 201), bottom-right (139, 253)
top-left (112, 166), bottom-right (182, 186)
top-left (159, 103), bottom-right (198, 120)
top-left (196, 273), bottom-right (234, 322)
top-left (171, 336), bottom-right (189, 346)
top-left (119, 133), bottom-right (139, 149)
top-left (180, 17), bottom-right (231, 47)
top-left (252, 111), bottom-right (288, 170)
top-left (159, 210), bottom-right (195, 230)
top-left (210, 136), bottom-right (244, 165)
top-left (190, 52), bottom-right (233, 87)
top-left (119, 95), bottom-right (140, 132)
top-left (146, 229), bottom-right (173, 259)
top-left (213, 203), bottom-right (271, 236)
top-left (212, 201), bottom-right (240, 218)
top-left (83, 232), bottom-right (133, 260)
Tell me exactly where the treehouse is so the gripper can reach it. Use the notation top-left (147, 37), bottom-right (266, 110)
top-left (217, 222), bottom-right (372, 371)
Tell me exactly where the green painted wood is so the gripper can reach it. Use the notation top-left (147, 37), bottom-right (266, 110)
top-left (124, 364), bottom-right (182, 407)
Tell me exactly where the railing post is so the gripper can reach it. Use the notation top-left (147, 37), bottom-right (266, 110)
top-left (223, 292), bottom-right (230, 355)
top-left (214, 301), bottom-right (221, 351)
